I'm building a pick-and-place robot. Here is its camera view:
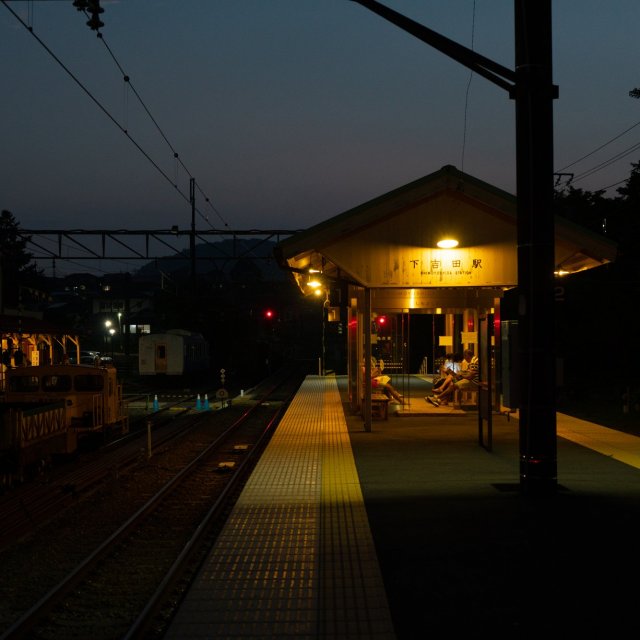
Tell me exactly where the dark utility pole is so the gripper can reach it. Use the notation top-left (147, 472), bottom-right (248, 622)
top-left (513, 2), bottom-right (557, 494)
top-left (190, 177), bottom-right (197, 293)
top-left (350, 0), bottom-right (558, 494)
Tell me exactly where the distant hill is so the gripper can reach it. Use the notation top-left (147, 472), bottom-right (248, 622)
top-left (135, 238), bottom-right (289, 282)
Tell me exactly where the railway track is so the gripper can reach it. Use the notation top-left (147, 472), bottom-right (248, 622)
top-left (0, 378), bottom-right (255, 543)
top-left (0, 366), bottom-right (306, 639)
top-left (0, 388), bottom-right (219, 546)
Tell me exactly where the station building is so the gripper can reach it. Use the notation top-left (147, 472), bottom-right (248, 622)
top-left (0, 314), bottom-right (80, 389)
top-left (275, 165), bottom-right (617, 425)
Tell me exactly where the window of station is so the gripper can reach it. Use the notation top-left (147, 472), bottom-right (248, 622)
top-left (74, 374), bottom-right (105, 392)
top-left (42, 375), bottom-right (72, 392)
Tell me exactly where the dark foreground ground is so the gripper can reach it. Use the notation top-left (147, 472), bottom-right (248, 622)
top-left (340, 379), bottom-right (640, 638)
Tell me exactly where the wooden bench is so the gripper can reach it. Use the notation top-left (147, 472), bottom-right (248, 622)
top-left (453, 387), bottom-right (478, 409)
top-left (362, 393), bottom-right (391, 420)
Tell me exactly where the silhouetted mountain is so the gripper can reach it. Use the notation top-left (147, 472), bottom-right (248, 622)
top-left (135, 238), bottom-right (287, 282)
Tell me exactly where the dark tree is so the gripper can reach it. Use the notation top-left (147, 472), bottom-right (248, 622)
top-left (553, 185), bottom-right (611, 235)
top-left (0, 210), bottom-right (45, 310)
top-left (553, 161), bottom-right (640, 392)
top-left (553, 163), bottom-right (640, 273)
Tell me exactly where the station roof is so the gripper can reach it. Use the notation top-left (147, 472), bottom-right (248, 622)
top-left (275, 165), bottom-right (617, 295)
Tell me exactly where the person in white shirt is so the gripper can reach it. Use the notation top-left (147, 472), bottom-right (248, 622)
top-left (433, 352), bottom-right (462, 391)
top-left (426, 349), bottom-right (478, 406)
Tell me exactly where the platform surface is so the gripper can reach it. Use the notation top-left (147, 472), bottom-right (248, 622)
top-left (165, 374), bottom-right (640, 638)
top-left (165, 375), bottom-right (395, 639)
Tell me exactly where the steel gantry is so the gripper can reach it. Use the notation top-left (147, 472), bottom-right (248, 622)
top-left (17, 228), bottom-right (300, 263)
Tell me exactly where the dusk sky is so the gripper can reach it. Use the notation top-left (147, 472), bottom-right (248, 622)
top-left (2, 1), bottom-right (640, 275)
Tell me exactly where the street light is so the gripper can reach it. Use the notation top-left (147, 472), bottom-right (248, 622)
top-left (104, 320), bottom-right (112, 354)
top-left (109, 328), bottom-right (116, 358)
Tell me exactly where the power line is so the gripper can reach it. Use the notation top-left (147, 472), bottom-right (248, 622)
top-left (460, 0), bottom-right (476, 174)
top-left (555, 118), bottom-right (640, 173)
top-left (77, 4), bottom-right (230, 230)
top-left (597, 177), bottom-right (628, 192)
top-left (553, 117), bottom-right (640, 192)
top-left (570, 139), bottom-right (640, 185)
top-left (2, 0), bottom-right (229, 232)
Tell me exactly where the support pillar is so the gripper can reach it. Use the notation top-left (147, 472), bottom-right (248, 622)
top-left (513, 0), bottom-right (557, 495)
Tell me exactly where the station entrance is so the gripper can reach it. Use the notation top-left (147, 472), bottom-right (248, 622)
top-left (344, 284), bottom-right (499, 436)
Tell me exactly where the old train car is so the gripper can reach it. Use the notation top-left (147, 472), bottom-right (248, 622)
top-left (138, 330), bottom-right (209, 377)
top-left (0, 400), bottom-right (73, 486)
top-left (1, 363), bottom-right (129, 486)
top-left (2, 363), bottom-right (128, 436)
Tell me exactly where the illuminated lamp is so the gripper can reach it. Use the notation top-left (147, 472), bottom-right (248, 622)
top-left (437, 238), bottom-right (459, 249)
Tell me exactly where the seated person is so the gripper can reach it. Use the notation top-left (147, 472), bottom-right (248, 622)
top-left (426, 349), bottom-right (478, 406)
top-left (432, 352), bottom-right (462, 391)
top-left (364, 357), bottom-right (405, 404)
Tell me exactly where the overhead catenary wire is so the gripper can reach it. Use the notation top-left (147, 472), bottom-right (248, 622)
top-left (597, 177), bottom-right (629, 192)
top-left (75, 11), bottom-right (259, 258)
top-left (564, 138), bottom-right (640, 188)
top-left (82, 7), bottom-right (230, 231)
top-left (555, 118), bottom-right (640, 191)
top-left (2, 1), bottom-right (229, 233)
top-left (460, 0), bottom-right (476, 174)
top-left (556, 118), bottom-right (640, 173)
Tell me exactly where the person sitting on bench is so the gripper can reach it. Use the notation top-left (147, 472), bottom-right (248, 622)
top-left (365, 357), bottom-right (405, 404)
top-left (433, 352), bottom-right (462, 391)
top-left (426, 349), bottom-right (478, 406)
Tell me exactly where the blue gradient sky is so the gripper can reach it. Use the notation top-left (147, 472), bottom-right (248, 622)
top-left (3, 0), bottom-right (640, 237)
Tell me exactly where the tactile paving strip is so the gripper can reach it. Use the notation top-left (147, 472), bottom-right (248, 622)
top-left (164, 376), bottom-right (396, 639)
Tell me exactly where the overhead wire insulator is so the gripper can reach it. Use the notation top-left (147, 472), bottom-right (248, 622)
top-left (85, 0), bottom-right (104, 31)
top-left (87, 14), bottom-right (104, 31)
top-left (86, 0), bottom-right (103, 14)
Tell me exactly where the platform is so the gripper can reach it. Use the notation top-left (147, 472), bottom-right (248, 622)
top-left (164, 375), bottom-right (395, 639)
top-left (165, 374), bottom-right (640, 638)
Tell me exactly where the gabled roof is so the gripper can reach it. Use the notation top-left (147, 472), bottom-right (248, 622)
top-left (275, 165), bottom-right (617, 291)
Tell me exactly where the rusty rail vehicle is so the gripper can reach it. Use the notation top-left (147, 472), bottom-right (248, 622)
top-left (1, 363), bottom-right (128, 486)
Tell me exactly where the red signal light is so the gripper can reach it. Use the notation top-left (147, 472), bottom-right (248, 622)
top-left (264, 309), bottom-right (275, 320)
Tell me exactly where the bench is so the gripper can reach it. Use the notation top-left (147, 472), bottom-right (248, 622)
top-left (362, 393), bottom-right (391, 420)
top-left (453, 388), bottom-right (478, 409)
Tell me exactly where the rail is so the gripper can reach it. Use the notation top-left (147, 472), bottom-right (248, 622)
top-left (0, 366), bottom-right (305, 640)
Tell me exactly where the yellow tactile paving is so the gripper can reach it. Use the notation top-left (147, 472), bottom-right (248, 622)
top-left (556, 412), bottom-right (640, 470)
top-left (164, 375), bottom-right (396, 640)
